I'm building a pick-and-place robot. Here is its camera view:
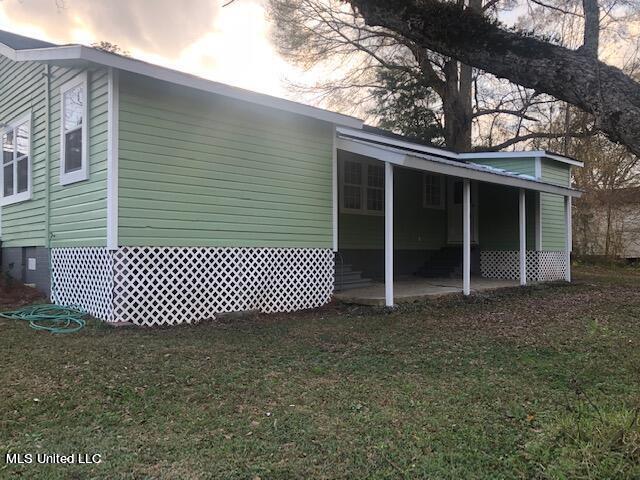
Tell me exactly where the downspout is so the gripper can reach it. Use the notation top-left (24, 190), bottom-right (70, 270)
top-left (43, 64), bottom-right (52, 298)
top-left (43, 63), bottom-right (51, 248)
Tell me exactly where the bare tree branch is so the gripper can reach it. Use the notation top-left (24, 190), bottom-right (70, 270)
top-left (479, 129), bottom-right (596, 151)
top-left (346, 0), bottom-right (640, 156)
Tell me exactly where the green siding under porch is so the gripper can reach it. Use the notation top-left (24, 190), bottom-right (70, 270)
top-left (338, 166), bottom-right (447, 250)
top-left (117, 72), bottom-right (334, 248)
top-left (479, 184), bottom-right (536, 251)
top-left (541, 193), bottom-right (567, 251)
top-left (339, 169), bottom-right (541, 253)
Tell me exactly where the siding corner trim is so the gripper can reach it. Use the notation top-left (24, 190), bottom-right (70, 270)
top-left (107, 68), bottom-right (119, 250)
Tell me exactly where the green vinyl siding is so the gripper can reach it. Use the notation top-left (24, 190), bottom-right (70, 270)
top-left (0, 57), bottom-right (47, 246)
top-left (471, 157), bottom-right (536, 177)
top-left (541, 158), bottom-right (570, 186)
top-left (541, 192), bottom-right (566, 251)
top-left (478, 184), bottom-right (536, 251)
top-left (339, 166), bottom-right (446, 250)
top-left (540, 159), bottom-right (570, 250)
top-left (49, 67), bottom-right (109, 247)
top-left (117, 72), bottom-right (333, 248)
top-left (0, 52), bottom-right (108, 248)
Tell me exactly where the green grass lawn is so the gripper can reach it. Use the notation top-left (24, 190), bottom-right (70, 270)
top-left (1, 266), bottom-right (639, 479)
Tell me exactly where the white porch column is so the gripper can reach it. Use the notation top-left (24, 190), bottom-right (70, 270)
top-left (564, 195), bottom-right (572, 282)
top-left (385, 162), bottom-right (394, 307)
top-left (463, 179), bottom-right (471, 296)
top-left (519, 188), bottom-right (527, 286)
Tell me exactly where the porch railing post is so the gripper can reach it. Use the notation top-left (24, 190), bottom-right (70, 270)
top-left (385, 162), bottom-right (394, 306)
top-left (564, 195), bottom-right (572, 282)
top-left (463, 179), bottom-right (471, 296)
top-left (519, 188), bottom-right (527, 286)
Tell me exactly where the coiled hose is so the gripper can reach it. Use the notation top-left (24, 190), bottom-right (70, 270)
top-left (0, 304), bottom-right (86, 334)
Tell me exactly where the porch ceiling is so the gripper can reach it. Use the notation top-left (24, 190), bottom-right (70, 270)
top-left (336, 130), bottom-right (582, 198)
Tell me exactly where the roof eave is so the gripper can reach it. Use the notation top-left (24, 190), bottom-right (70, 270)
top-left (337, 135), bottom-right (582, 198)
top-left (6, 44), bottom-right (363, 129)
top-left (459, 150), bottom-right (584, 167)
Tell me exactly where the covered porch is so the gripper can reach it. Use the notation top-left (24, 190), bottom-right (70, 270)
top-left (333, 127), bottom-right (581, 307)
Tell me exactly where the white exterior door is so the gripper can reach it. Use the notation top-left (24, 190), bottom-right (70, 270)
top-left (447, 178), bottom-right (478, 244)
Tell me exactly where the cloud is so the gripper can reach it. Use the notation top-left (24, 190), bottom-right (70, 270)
top-left (0, 0), bottom-right (308, 97)
top-left (0, 0), bottom-right (219, 56)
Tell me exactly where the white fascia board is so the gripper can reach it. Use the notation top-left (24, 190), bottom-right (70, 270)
top-left (338, 137), bottom-right (581, 198)
top-left (336, 137), bottom-right (406, 164)
top-left (0, 42), bottom-right (17, 60)
top-left (460, 151), bottom-right (544, 159)
top-left (460, 150), bottom-right (584, 167)
top-left (402, 154), bottom-right (581, 197)
top-left (16, 44), bottom-right (83, 62)
top-left (337, 126), bottom-right (459, 160)
top-left (13, 45), bottom-right (363, 129)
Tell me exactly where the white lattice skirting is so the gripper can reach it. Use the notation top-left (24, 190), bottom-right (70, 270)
top-left (51, 247), bottom-right (334, 326)
top-left (480, 250), bottom-right (568, 282)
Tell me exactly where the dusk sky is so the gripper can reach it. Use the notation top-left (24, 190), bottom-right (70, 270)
top-left (0, 0), bottom-right (635, 103)
top-left (0, 0), bottom-right (302, 97)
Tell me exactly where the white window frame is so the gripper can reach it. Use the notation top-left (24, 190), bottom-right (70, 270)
top-left (422, 173), bottom-right (445, 209)
top-left (0, 112), bottom-right (32, 206)
top-left (339, 157), bottom-right (385, 216)
top-left (59, 72), bottom-right (89, 185)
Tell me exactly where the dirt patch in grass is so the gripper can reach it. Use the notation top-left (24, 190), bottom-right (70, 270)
top-left (0, 275), bottom-right (45, 309)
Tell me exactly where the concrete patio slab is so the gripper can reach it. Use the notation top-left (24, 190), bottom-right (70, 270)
top-left (334, 276), bottom-right (521, 306)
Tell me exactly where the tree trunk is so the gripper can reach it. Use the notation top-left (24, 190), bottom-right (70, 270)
top-left (347, 0), bottom-right (640, 157)
top-left (581, 0), bottom-right (600, 58)
top-left (442, 60), bottom-right (473, 151)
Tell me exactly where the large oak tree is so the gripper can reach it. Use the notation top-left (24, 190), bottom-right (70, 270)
top-left (344, 0), bottom-right (640, 156)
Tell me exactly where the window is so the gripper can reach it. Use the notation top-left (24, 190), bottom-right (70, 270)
top-left (60, 73), bottom-right (88, 185)
top-left (1, 114), bottom-right (31, 205)
top-left (423, 173), bottom-right (444, 209)
top-left (340, 158), bottom-right (384, 215)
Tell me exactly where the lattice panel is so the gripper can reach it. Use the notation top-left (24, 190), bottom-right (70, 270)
top-left (112, 247), bottom-right (334, 326)
top-left (480, 250), bottom-right (568, 282)
top-left (50, 247), bottom-right (114, 321)
top-left (537, 251), bottom-right (568, 281)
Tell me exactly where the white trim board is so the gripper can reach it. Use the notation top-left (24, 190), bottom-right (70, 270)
top-left (460, 150), bottom-right (583, 167)
top-left (534, 156), bottom-right (542, 180)
top-left (336, 126), bottom-right (459, 160)
top-left (0, 112), bottom-right (33, 206)
top-left (1, 42), bottom-right (362, 129)
top-left (106, 68), bottom-right (119, 250)
top-left (331, 126), bottom-right (338, 252)
top-left (336, 137), bottom-right (581, 198)
top-left (59, 71), bottom-right (89, 185)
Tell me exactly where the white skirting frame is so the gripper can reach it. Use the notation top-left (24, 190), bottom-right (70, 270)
top-left (50, 247), bottom-right (115, 321)
top-left (480, 250), bottom-right (568, 282)
top-left (51, 246), bottom-right (334, 326)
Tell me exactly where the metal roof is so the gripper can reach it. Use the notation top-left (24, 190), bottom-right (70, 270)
top-left (0, 30), bottom-right (57, 50)
top-left (337, 128), bottom-right (582, 198)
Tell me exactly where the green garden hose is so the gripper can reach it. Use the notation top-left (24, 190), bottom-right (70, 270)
top-left (0, 304), bottom-right (86, 334)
